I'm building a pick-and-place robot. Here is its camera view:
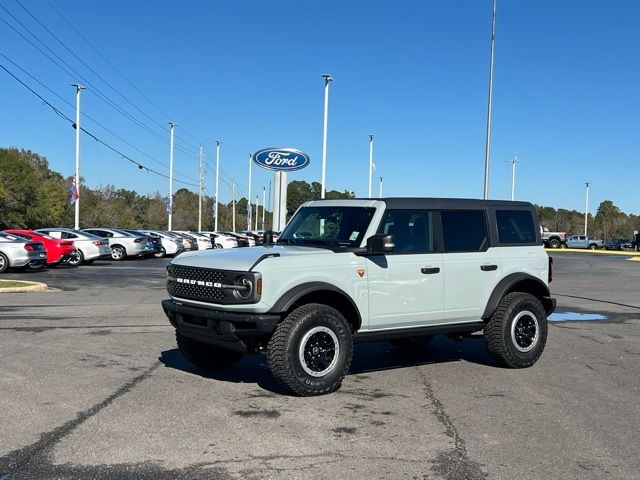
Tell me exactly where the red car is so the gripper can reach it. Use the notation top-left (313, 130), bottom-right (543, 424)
top-left (3, 229), bottom-right (78, 266)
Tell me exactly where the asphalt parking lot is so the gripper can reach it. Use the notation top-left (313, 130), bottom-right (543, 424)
top-left (1, 252), bottom-right (639, 480)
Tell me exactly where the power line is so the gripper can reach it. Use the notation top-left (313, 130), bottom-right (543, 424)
top-left (0, 62), bottom-right (198, 188)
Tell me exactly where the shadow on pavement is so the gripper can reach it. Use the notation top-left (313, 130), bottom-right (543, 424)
top-left (159, 335), bottom-right (495, 394)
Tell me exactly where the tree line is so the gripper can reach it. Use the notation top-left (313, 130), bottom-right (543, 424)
top-left (1, 148), bottom-right (638, 238)
top-left (0, 148), bottom-right (354, 232)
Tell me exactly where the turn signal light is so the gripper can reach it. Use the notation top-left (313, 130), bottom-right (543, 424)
top-left (256, 278), bottom-right (262, 295)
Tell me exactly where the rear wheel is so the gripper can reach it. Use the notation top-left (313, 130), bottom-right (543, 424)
top-left (267, 304), bottom-right (353, 396)
top-left (0, 253), bottom-right (10, 273)
top-left (111, 245), bottom-right (126, 261)
top-left (68, 250), bottom-right (83, 267)
top-left (548, 238), bottom-right (561, 249)
top-left (176, 332), bottom-right (244, 369)
top-left (589, 244), bottom-right (598, 250)
top-left (153, 247), bottom-right (166, 258)
top-left (484, 292), bottom-right (548, 368)
top-left (391, 335), bottom-right (433, 350)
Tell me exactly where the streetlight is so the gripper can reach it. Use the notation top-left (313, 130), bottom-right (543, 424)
top-left (321, 74), bottom-right (332, 199)
top-left (584, 182), bottom-right (590, 235)
top-left (368, 134), bottom-right (375, 198)
top-left (214, 140), bottom-right (221, 231)
top-left (167, 122), bottom-right (176, 230)
top-left (509, 152), bottom-right (519, 201)
top-left (483, 0), bottom-right (497, 200)
top-left (71, 83), bottom-right (85, 229)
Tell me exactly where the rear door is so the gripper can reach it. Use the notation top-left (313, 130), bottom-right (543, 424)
top-left (365, 209), bottom-right (445, 330)
top-left (441, 210), bottom-right (501, 322)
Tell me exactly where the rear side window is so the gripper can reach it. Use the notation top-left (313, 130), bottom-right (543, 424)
top-left (441, 210), bottom-right (488, 252)
top-left (496, 210), bottom-right (536, 244)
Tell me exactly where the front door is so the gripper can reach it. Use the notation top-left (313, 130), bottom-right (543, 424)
top-left (365, 210), bottom-right (445, 330)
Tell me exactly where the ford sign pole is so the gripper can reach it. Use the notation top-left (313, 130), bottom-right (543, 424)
top-left (168, 122), bottom-right (176, 231)
top-left (368, 134), bottom-right (374, 198)
top-left (247, 153), bottom-right (252, 231)
top-left (214, 140), bottom-right (221, 232)
top-left (483, 0), bottom-right (497, 200)
top-left (321, 74), bottom-right (332, 199)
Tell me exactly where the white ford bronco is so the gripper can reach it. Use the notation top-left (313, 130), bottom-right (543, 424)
top-left (162, 198), bottom-right (555, 396)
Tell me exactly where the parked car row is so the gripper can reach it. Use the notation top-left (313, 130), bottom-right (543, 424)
top-left (0, 227), bottom-right (276, 273)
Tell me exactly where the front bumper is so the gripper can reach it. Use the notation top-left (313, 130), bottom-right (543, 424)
top-left (162, 299), bottom-right (281, 353)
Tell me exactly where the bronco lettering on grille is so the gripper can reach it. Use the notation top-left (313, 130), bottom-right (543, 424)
top-left (175, 278), bottom-right (222, 288)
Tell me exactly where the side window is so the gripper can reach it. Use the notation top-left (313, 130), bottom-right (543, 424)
top-left (441, 210), bottom-right (488, 253)
top-left (62, 232), bottom-right (77, 239)
top-left (377, 210), bottom-right (434, 254)
top-left (496, 210), bottom-right (536, 244)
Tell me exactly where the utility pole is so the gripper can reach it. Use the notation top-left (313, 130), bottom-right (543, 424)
top-left (167, 121), bottom-right (176, 230)
top-left (262, 186), bottom-right (266, 230)
top-left (214, 140), bottom-right (221, 231)
top-left (255, 195), bottom-right (259, 230)
top-left (379, 176), bottom-right (383, 198)
top-left (268, 180), bottom-right (272, 214)
top-left (232, 181), bottom-right (236, 232)
top-left (321, 74), bottom-right (332, 198)
top-left (72, 84), bottom-right (85, 229)
top-left (584, 182), bottom-right (590, 236)
top-left (247, 153), bottom-right (252, 230)
top-left (483, 0), bottom-right (497, 200)
top-left (368, 134), bottom-right (375, 197)
top-left (510, 152), bottom-right (518, 201)
top-left (198, 144), bottom-right (203, 232)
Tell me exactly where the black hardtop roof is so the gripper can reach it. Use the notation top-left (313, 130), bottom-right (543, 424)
top-left (322, 197), bottom-right (535, 210)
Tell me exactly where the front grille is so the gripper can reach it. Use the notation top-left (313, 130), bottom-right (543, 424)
top-left (167, 264), bottom-right (233, 304)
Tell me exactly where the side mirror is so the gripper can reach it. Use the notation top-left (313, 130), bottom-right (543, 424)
top-left (264, 230), bottom-right (275, 244)
top-left (366, 234), bottom-right (395, 254)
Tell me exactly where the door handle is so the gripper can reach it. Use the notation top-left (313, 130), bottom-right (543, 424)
top-left (481, 264), bottom-right (498, 271)
top-left (421, 267), bottom-right (440, 274)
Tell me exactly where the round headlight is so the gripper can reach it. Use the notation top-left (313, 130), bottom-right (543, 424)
top-left (233, 275), bottom-right (253, 300)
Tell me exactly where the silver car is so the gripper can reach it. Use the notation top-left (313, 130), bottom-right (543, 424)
top-left (174, 231), bottom-right (213, 250)
top-left (138, 230), bottom-right (186, 257)
top-left (0, 232), bottom-right (47, 273)
top-left (82, 228), bottom-right (150, 261)
top-left (35, 228), bottom-right (112, 266)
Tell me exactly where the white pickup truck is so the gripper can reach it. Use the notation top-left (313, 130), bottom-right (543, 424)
top-left (565, 235), bottom-right (604, 250)
top-left (540, 225), bottom-right (568, 248)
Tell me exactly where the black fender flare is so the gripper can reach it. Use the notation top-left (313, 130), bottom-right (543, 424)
top-left (482, 273), bottom-right (551, 319)
top-left (269, 281), bottom-right (362, 327)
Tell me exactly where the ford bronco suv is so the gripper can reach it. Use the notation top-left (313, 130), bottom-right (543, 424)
top-left (162, 198), bottom-right (555, 396)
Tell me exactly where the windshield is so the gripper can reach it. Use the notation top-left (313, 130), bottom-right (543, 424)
top-left (278, 206), bottom-right (375, 248)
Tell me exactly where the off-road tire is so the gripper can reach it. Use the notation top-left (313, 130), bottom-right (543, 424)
top-left (484, 292), bottom-right (548, 368)
top-left (176, 332), bottom-right (244, 369)
top-left (267, 303), bottom-right (353, 396)
top-left (391, 335), bottom-right (433, 350)
top-left (548, 238), bottom-right (560, 249)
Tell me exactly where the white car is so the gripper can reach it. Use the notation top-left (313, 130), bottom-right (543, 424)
top-left (35, 228), bottom-right (112, 266)
top-left (138, 230), bottom-right (185, 257)
top-left (82, 228), bottom-right (151, 261)
top-left (173, 231), bottom-right (212, 250)
top-left (200, 231), bottom-right (238, 249)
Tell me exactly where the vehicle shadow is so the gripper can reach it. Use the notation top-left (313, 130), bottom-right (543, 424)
top-left (159, 335), bottom-right (495, 395)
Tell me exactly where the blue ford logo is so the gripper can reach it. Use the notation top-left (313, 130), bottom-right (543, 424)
top-left (253, 147), bottom-right (310, 172)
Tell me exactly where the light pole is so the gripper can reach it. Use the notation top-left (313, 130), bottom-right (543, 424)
top-left (379, 176), bottom-right (383, 198)
top-left (198, 144), bottom-right (203, 232)
top-left (368, 134), bottom-right (375, 198)
top-left (483, 0), bottom-right (497, 200)
top-left (72, 83), bottom-right (85, 229)
top-left (255, 195), bottom-right (259, 230)
top-left (232, 181), bottom-right (236, 232)
top-left (321, 74), bottom-right (332, 198)
top-left (584, 182), bottom-right (590, 236)
top-left (509, 152), bottom-right (518, 201)
top-left (262, 186), bottom-right (266, 230)
top-left (214, 140), bottom-right (221, 231)
top-left (247, 153), bottom-right (252, 231)
top-left (167, 121), bottom-right (176, 230)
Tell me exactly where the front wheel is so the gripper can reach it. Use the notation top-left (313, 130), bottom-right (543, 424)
top-left (176, 332), bottom-right (244, 369)
top-left (0, 253), bottom-right (10, 273)
top-left (484, 292), bottom-right (548, 368)
top-left (267, 304), bottom-right (353, 396)
top-left (111, 245), bottom-right (126, 261)
top-left (67, 250), bottom-right (83, 267)
top-left (548, 238), bottom-right (560, 249)
top-left (589, 244), bottom-right (598, 250)
top-left (154, 247), bottom-right (166, 258)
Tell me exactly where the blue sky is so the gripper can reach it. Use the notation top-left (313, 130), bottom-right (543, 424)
top-left (1, 0), bottom-right (638, 214)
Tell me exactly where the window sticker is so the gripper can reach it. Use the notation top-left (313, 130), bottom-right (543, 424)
top-left (349, 231), bottom-right (359, 241)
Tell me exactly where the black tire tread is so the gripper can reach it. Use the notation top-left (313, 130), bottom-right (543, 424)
top-left (484, 292), bottom-right (546, 368)
top-left (267, 303), bottom-right (353, 396)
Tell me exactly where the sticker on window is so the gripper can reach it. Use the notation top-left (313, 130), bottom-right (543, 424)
top-left (349, 231), bottom-right (359, 241)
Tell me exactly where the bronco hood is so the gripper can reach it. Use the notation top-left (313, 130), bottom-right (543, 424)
top-left (170, 245), bottom-right (333, 272)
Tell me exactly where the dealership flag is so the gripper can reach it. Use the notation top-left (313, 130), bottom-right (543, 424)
top-left (69, 178), bottom-right (79, 204)
top-left (165, 196), bottom-right (173, 214)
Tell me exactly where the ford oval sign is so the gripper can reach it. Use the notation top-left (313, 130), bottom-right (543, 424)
top-left (253, 147), bottom-right (310, 172)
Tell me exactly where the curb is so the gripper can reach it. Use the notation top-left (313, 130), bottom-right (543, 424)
top-left (0, 281), bottom-right (49, 293)
top-left (545, 248), bottom-right (640, 256)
